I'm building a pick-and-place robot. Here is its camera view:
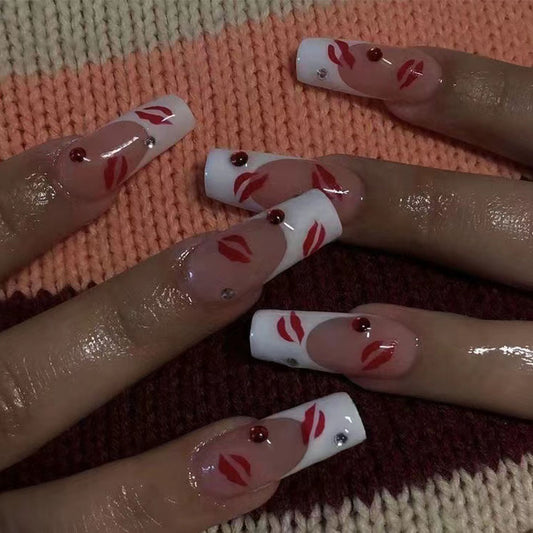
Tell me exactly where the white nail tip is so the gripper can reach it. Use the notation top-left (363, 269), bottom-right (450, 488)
top-left (268, 392), bottom-right (366, 476)
top-left (113, 95), bottom-right (195, 172)
top-left (296, 38), bottom-right (369, 96)
top-left (204, 149), bottom-right (300, 211)
top-left (252, 189), bottom-right (342, 281)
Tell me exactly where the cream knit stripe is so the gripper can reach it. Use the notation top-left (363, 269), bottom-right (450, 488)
top-left (0, 0), bottom-right (335, 79)
top-left (207, 453), bottom-right (533, 532)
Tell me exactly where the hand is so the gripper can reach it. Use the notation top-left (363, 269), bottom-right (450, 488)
top-left (0, 96), bottom-right (363, 531)
top-left (204, 41), bottom-right (533, 420)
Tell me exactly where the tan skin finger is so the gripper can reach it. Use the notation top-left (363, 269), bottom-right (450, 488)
top-left (351, 303), bottom-right (533, 419)
top-left (387, 48), bottom-right (533, 166)
top-left (0, 418), bottom-right (278, 533)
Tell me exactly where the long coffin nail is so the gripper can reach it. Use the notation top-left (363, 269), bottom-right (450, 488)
top-left (205, 149), bottom-right (364, 224)
top-left (57, 95), bottom-right (195, 200)
top-left (184, 189), bottom-right (342, 303)
top-left (250, 310), bottom-right (418, 378)
top-left (190, 392), bottom-right (365, 499)
top-left (297, 38), bottom-right (442, 103)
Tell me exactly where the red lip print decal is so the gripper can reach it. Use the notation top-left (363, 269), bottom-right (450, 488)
top-left (104, 155), bottom-right (128, 191)
top-left (233, 172), bottom-right (268, 203)
top-left (218, 454), bottom-right (251, 486)
top-left (301, 404), bottom-right (326, 445)
top-left (361, 340), bottom-right (397, 371)
top-left (327, 40), bottom-right (355, 69)
top-left (311, 164), bottom-right (344, 201)
top-left (303, 221), bottom-right (327, 257)
top-left (134, 105), bottom-right (173, 125)
top-left (397, 59), bottom-right (424, 89)
top-left (218, 234), bottom-right (253, 263)
top-left (277, 311), bottom-right (305, 343)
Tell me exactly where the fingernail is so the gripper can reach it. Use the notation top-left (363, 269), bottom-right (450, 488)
top-left (183, 189), bottom-right (342, 303)
top-left (250, 310), bottom-right (418, 378)
top-left (190, 392), bottom-right (365, 499)
top-left (205, 149), bottom-right (364, 224)
top-left (57, 95), bottom-right (195, 200)
top-left (297, 38), bottom-right (442, 103)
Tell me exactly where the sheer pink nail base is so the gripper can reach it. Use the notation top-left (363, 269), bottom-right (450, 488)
top-left (190, 393), bottom-right (365, 499)
top-left (250, 310), bottom-right (418, 378)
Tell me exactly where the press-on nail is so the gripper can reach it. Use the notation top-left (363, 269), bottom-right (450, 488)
top-left (204, 148), bottom-right (363, 223)
top-left (190, 392), bottom-right (365, 499)
top-left (58, 95), bottom-right (195, 200)
top-left (250, 310), bottom-right (418, 377)
top-left (297, 38), bottom-right (442, 103)
top-left (184, 190), bottom-right (342, 303)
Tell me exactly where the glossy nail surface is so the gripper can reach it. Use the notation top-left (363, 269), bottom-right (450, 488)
top-left (250, 310), bottom-right (418, 377)
top-left (205, 149), bottom-right (364, 224)
top-left (183, 190), bottom-right (342, 303)
top-left (190, 393), bottom-right (365, 499)
top-left (58, 95), bottom-right (195, 200)
top-left (297, 38), bottom-right (442, 103)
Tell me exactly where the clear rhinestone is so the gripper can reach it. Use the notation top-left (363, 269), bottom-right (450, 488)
top-left (317, 67), bottom-right (328, 80)
top-left (285, 358), bottom-right (298, 367)
top-left (145, 136), bottom-right (156, 148)
top-left (334, 433), bottom-right (348, 446)
top-left (221, 288), bottom-right (236, 300)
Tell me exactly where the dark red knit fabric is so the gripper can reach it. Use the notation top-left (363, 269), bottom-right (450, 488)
top-left (2, 244), bottom-right (533, 514)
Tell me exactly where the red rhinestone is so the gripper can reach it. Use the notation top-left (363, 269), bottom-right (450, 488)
top-left (230, 151), bottom-right (248, 166)
top-left (69, 147), bottom-right (86, 162)
top-left (267, 209), bottom-right (285, 225)
top-left (366, 47), bottom-right (383, 62)
top-left (352, 316), bottom-right (371, 332)
top-left (249, 425), bottom-right (269, 443)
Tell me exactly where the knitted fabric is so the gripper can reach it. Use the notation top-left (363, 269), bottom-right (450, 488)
top-left (1, 1), bottom-right (533, 531)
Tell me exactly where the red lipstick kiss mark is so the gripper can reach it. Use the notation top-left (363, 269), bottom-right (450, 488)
top-left (218, 454), bottom-right (251, 486)
top-left (330, 39), bottom-right (356, 69)
top-left (303, 221), bottom-right (327, 257)
top-left (233, 171), bottom-right (268, 203)
top-left (301, 404), bottom-right (326, 445)
top-left (134, 105), bottom-right (173, 125)
top-left (311, 164), bottom-right (344, 201)
top-left (397, 59), bottom-right (424, 89)
top-left (361, 340), bottom-right (397, 371)
top-left (218, 234), bottom-right (253, 263)
top-left (104, 155), bottom-right (128, 191)
top-left (277, 311), bottom-right (304, 343)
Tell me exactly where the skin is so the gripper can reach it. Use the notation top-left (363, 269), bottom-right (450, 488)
top-left (0, 46), bottom-right (533, 531)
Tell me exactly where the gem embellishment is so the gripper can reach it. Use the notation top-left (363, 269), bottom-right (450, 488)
top-left (352, 317), bottom-right (371, 332)
top-left (334, 433), bottom-right (348, 446)
top-left (69, 147), bottom-right (86, 162)
top-left (249, 425), bottom-right (269, 443)
top-left (267, 209), bottom-right (285, 225)
top-left (317, 67), bottom-right (328, 80)
top-left (277, 312), bottom-right (304, 344)
top-left (301, 403), bottom-right (326, 445)
top-left (145, 136), bottom-right (156, 148)
top-left (366, 47), bottom-right (383, 62)
top-left (286, 358), bottom-right (299, 367)
top-left (230, 151), bottom-right (249, 167)
top-left (221, 288), bottom-right (236, 300)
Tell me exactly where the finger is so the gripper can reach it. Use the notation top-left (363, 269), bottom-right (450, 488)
top-left (296, 39), bottom-right (533, 166)
top-left (0, 189), bottom-right (343, 469)
top-left (0, 394), bottom-right (365, 533)
top-left (205, 150), bottom-right (533, 288)
top-left (0, 95), bottom-right (194, 279)
top-left (250, 307), bottom-right (533, 419)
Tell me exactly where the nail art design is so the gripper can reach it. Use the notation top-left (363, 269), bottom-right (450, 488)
top-left (190, 393), bottom-right (366, 499)
top-left (297, 38), bottom-right (442, 103)
top-left (250, 310), bottom-right (418, 377)
top-left (204, 149), bottom-right (363, 223)
top-left (58, 95), bottom-right (195, 200)
top-left (183, 190), bottom-right (342, 303)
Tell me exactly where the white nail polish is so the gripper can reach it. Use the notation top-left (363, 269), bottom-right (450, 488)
top-left (267, 392), bottom-right (366, 476)
top-left (296, 38), bottom-right (370, 96)
top-left (204, 148), bottom-right (301, 211)
top-left (113, 95), bottom-right (195, 173)
top-left (255, 189), bottom-right (342, 281)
